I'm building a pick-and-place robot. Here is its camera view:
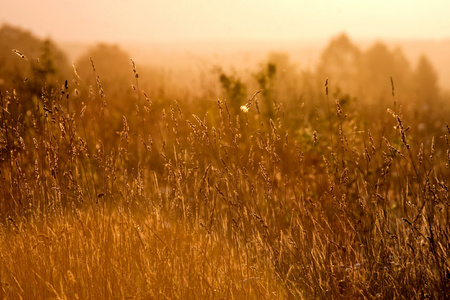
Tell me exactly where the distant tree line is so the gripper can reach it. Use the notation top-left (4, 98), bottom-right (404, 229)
top-left (0, 25), bottom-right (444, 138)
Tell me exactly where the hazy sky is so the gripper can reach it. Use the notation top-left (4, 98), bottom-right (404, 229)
top-left (1, 0), bottom-right (449, 43)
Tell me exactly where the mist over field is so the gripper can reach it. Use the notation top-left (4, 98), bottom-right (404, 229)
top-left (1, 1), bottom-right (449, 299)
top-left (53, 38), bottom-right (450, 93)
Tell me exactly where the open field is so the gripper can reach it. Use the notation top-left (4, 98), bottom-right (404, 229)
top-left (1, 28), bottom-right (449, 299)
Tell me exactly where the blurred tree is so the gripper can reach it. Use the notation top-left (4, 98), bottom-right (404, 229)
top-left (75, 44), bottom-right (134, 109)
top-left (35, 40), bottom-right (57, 82)
top-left (0, 24), bottom-right (71, 114)
top-left (75, 44), bottom-right (132, 92)
top-left (218, 70), bottom-right (247, 116)
top-left (413, 55), bottom-right (439, 103)
top-left (360, 42), bottom-right (412, 104)
top-left (264, 52), bottom-right (299, 100)
top-left (75, 44), bottom-right (138, 147)
top-left (255, 52), bottom-right (301, 124)
top-left (255, 61), bottom-right (277, 119)
top-left (317, 33), bottom-right (361, 96)
top-left (411, 55), bottom-right (442, 130)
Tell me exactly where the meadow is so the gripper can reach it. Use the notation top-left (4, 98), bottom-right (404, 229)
top-left (0, 29), bottom-right (449, 299)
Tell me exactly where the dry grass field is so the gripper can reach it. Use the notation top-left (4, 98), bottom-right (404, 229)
top-left (0, 30), bottom-right (449, 299)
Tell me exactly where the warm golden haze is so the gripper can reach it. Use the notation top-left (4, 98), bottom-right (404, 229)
top-left (2, 0), bottom-right (450, 42)
top-left (0, 6), bottom-right (449, 300)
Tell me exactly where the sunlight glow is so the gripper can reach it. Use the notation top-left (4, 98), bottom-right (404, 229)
top-left (1, 0), bottom-right (449, 43)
